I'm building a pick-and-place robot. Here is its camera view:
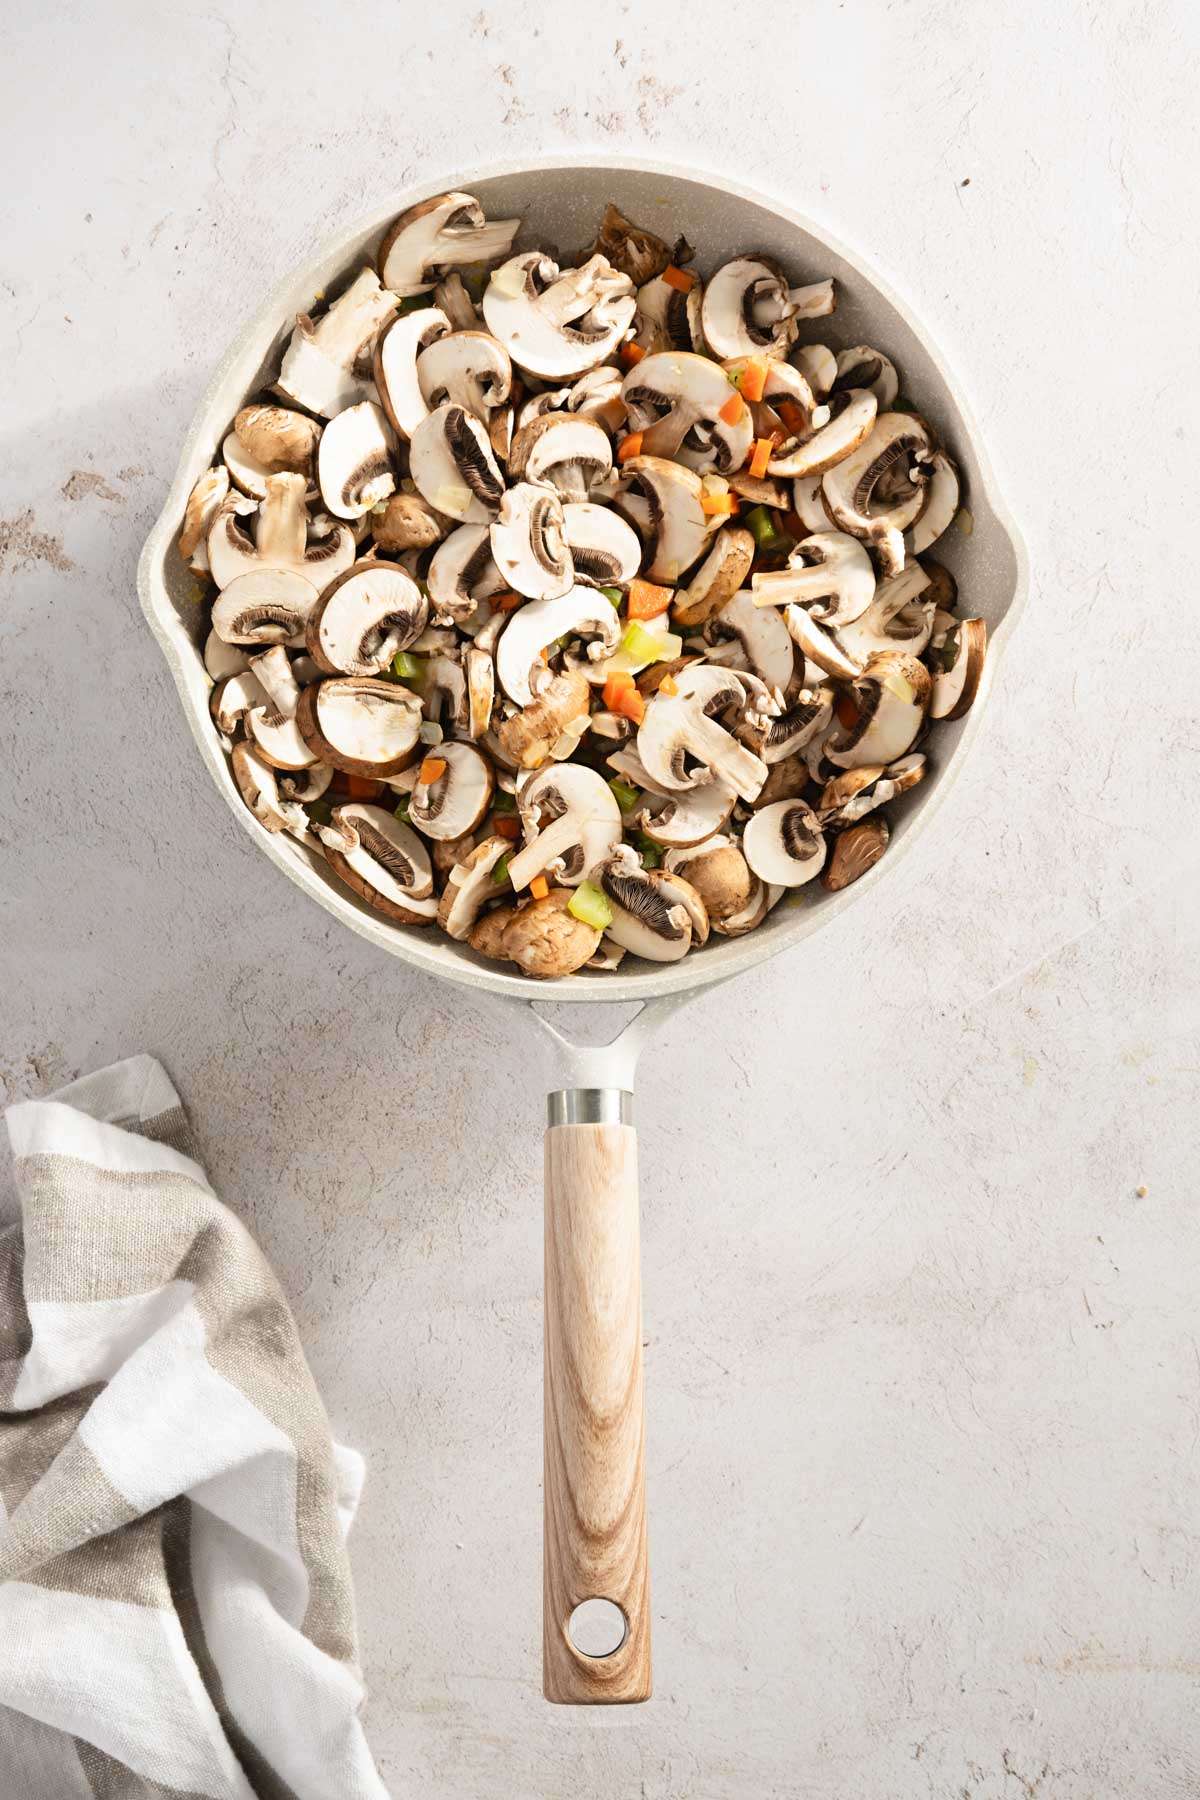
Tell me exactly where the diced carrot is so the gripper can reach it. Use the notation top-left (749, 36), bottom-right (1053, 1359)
top-left (617, 430), bottom-right (644, 463)
top-left (619, 341), bottom-right (646, 367)
top-left (419, 755), bottom-right (447, 785)
top-left (835, 693), bottom-right (860, 730)
top-left (700, 493), bottom-right (737, 516)
top-left (719, 390), bottom-right (746, 426)
top-left (658, 673), bottom-right (678, 697)
top-left (739, 358), bottom-right (769, 404)
top-left (540, 646), bottom-right (551, 664)
top-left (627, 577), bottom-right (672, 620)
top-left (492, 589), bottom-right (524, 612)
top-left (336, 774), bottom-right (384, 801)
top-left (748, 438), bottom-right (773, 480)
top-left (661, 264), bottom-right (696, 294)
top-left (529, 874), bottom-right (550, 901)
top-left (778, 400), bottom-right (809, 437)
top-left (494, 813), bottom-right (520, 840)
top-left (603, 671), bottom-right (646, 725)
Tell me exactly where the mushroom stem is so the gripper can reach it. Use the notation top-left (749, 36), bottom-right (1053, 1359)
top-left (254, 473), bottom-right (309, 567)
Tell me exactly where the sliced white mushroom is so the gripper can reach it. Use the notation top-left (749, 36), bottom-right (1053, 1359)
top-left (507, 411), bottom-right (614, 502)
top-left (705, 590), bottom-right (795, 692)
top-left (437, 835), bottom-right (513, 939)
top-left (426, 522), bottom-right (507, 623)
top-left (701, 257), bottom-right (820, 360)
top-left (835, 562), bottom-right (935, 666)
top-left (908, 452), bottom-right (960, 554)
top-left (709, 875), bottom-right (769, 937)
top-left (482, 252), bottom-right (636, 380)
top-left (832, 346), bottom-right (900, 409)
top-left (821, 815), bottom-right (890, 891)
top-left (408, 402), bottom-right (505, 522)
top-left (210, 668), bottom-right (270, 741)
top-left (434, 272), bottom-right (482, 330)
top-left (417, 330), bottom-right (512, 423)
top-left (756, 687), bottom-right (834, 765)
top-left (495, 668), bottom-right (592, 771)
top-left (296, 676), bottom-right (424, 775)
top-left (276, 268), bottom-right (398, 418)
top-left (612, 454), bottom-right (708, 584)
top-left (244, 696), bottom-right (318, 772)
top-left (634, 271), bottom-right (706, 355)
top-left (766, 391), bottom-right (878, 478)
top-left (489, 481), bottom-right (573, 600)
top-left (607, 746), bottom-right (737, 848)
top-left (379, 192), bottom-right (520, 297)
top-left (791, 342), bottom-right (838, 398)
top-left (742, 798), bottom-right (827, 887)
top-left (372, 305), bottom-right (451, 439)
top-left (819, 753), bottom-right (926, 828)
top-left (318, 803), bottom-right (437, 923)
top-left (408, 740), bottom-right (494, 839)
top-left (246, 643), bottom-right (302, 717)
top-left (370, 490), bottom-right (447, 553)
top-left (826, 653), bottom-right (931, 769)
top-left (597, 844), bottom-right (708, 962)
top-left (791, 472), bottom-right (831, 534)
top-left (751, 531), bottom-right (876, 627)
top-left (592, 203), bottom-right (672, 287)
top-left (317, 401), bottom-right (397, 521)
top-left (230, 740), bottom-right (311, 837)
top-left (621, 351), bottom-right (753, 475)
top-left (210, 567), bottom-right (321, 646)
top-left (929, 616), bottom-right (987, 720)
top-left (305, 561), bottom-right (428, 676)
top-left (672, 525), bottom-right (755, 629)
top-left (463, 645), bottom-right (495, 740)
top-left (566, 364), bottom-right (626, 433)
top-left (507, 763), bottom-right (622, 889)
top-left (278, 764), bottom-right (332, 805)
top-left (561, 501), bottom-right (642, 588)
top-left (637, 662), bottom-right (768, 803)
top-left (495, 586), bottom-right (621, 706)
top-left (206, 471), bottom-right (355, 591)
top-left (180, 466), bottom-right (231, 575)
top-left (780, 604), bottom-right (863, 683)
top-left (203, 628), bottom-right (252, 681)
top-left (821, 412), bottom-right (936, 577)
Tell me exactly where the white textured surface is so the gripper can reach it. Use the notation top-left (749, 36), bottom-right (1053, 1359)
top-left (2, 3), bottom-right (1198, 1794)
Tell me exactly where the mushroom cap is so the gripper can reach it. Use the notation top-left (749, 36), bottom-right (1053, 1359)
top-left (207, 471), bottom-right (355, 591)
top-left (210, 567), bottom-right (321, 647)
top-left (372, 305), bottom-right (452, 439)
top-left (203, 628), bottom-right (252, 681)
top-left (742, 798), bottom-right (827, 887)
top-left (766, 390), bottom-right (878, 479)
top-left (507, 762), bottom-right (622, 890)
top-left (379, 192), bottom-right (521, 298)
top-left (672, 525), bottom-right (755, 628)
top-left (482, 251), bottom-right (636, 380)
top-left (757, 688), bottom-right (833, 765)
top-left (494, 669), bottom-right (592, 771)
top-left (706, 590), bottom-right (795, 693)
top-left (663, 835), bottom-right (754, 922)
top-left (821, 411), bottom-right (936, 576)
top-left (437, 834), bottom-right (515, 939)
top-left (417, 329), bottom-right (513, 421)
top-left (180, 465), bottom-right (231, 563)
top-left (501, 889), bottom-right (602, 978)
top-left (468, 902), bottom-right (519, 961)
top-left (612, 454), bottom-right (709, 585)
top-left (832, 346), bottom-right (900, 409)
top-left (835, 562), bottom-right (935, 666)
top-left (751, 531), bottom-right (876, 628)
top-left (908, 451), bottom-right (960, 555)
top-left (317, 401), bottom-right (397, 522)
top-left (370, 491), bottom-right (447, 554)
top-left (634, 271), bottom-right (706, 355)
top-left (319, 803), bottom-right (438, 924)
top-left (408, 402), bottom-right (505, 523)
top-left (607, 745), bottom-right (737, 848)
top-left (791, 342), bottom-right (838, 398)
top-left (296, 675), bottom-right (423, 776)
top-left (826, 653), bottom-right (932, 770)
top-left (709, 875), bottom-right (769, 937)
top-left (821, 815), bottom-right (890, 891)
top-left (561, 501), bottom-right (642, 588)
top-left (210, 668), bottom-right (269, 738)
top-left (229, 740), bottom-right (309, 836)
top-left (233, 404), bottom-right (321, 478)
top-left (408, 740), bottom-right (494, 840)
top-left (495, 585), bottom-right (621, 707)
top-left (597, 845), bottom-right (709, 962)
top-left (489, 481), bottom-right (574, 601)
top-left (305, 560), bottom-right (429, 676)
top-left (621, 351), bottom-right (753, 475)
top-left (819, 753), bottom-right (926, 827)
top-left (636, 661), bottom-right (768, 803)
top-left (507, 411), bottom-right (614, 500)
top-left (929, 616), bottom-right (987, 720)
top-left (592, 202), bottom-right (672, 287)
top-left (701, 256), bottom-right (797, 360)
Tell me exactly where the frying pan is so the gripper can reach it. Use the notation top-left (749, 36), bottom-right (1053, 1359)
top-left (137, 154), bottom-right (1027, 1704)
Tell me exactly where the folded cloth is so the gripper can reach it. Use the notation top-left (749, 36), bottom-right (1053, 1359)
top-left (0, 1055), bottom-right (389, 1799)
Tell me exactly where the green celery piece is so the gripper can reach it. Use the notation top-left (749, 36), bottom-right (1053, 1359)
top-left (567, 881), bottom-right (614, 931)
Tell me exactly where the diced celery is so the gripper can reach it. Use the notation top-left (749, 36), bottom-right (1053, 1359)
top-left (744, 505), bottom-right (781, 549)
top-left (492, 788), bottom-right (517, 814)
top-left (633, 834), bottom-right (663, 868)
top-left (393, 800), bottom-right (411, 824)
top-left (396, 295), bottom-right (433, 315)
top-left (392, 651), bottom-right (423, 682)
top-left (608, 777), bottom-right (640, 813)
top-left (306, 798), bottom-right (334, 826)
top-left (599, 585), bottom-right (624, 608)
top-left (567, 881), bottom-right (614, 931)
top-left (492, 854), bottom-right (512, 886)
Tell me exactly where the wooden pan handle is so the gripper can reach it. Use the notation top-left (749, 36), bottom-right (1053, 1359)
top-left (543, 1101), bottom-right (651, 1703)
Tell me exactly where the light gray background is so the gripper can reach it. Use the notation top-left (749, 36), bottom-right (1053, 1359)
top-left (2, 4), bottom-right (1198, 1796)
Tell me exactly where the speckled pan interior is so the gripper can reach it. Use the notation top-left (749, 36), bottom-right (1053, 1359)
top-left (138, 153), bottom-right (1027, 1004)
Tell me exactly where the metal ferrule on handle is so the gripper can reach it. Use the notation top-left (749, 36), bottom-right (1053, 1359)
top-left (547, 1090), bottom-right (634, 1127)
